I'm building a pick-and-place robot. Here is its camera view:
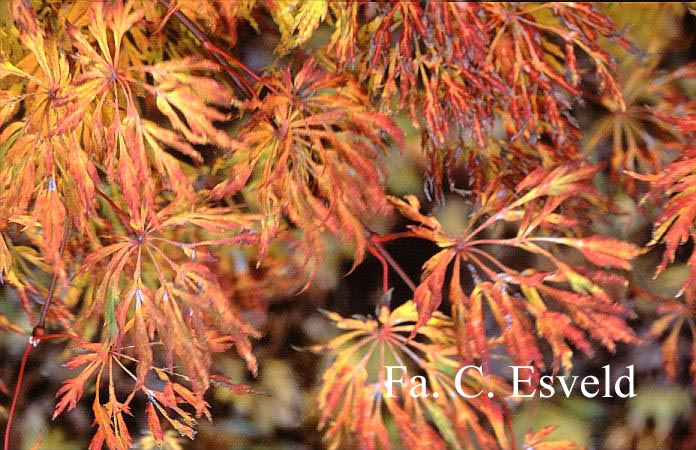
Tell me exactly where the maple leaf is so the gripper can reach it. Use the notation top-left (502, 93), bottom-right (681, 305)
top-left (585, 57), bottom-right (696, 194)
top-left (0, 1), bottom-right (236, 228)
top-left (484, 2), bottom-right (627, 142)
top-left (88, 364), bottom-right (135, 450)
top-left (388, 162), bottom-right (640, 373)
top-left (142, 369), bottom-right (210, 440)
top-left (0, 6), bottom-right (79, 277)
top-left (635, 145), bottom-right (696, 389)
top-left (634, 147), bottom-right (696, 292)
top-left (320, 2), bottom-right (626, 200)
top-left (341, 1), bottom-right (500, 199)
top-left (647, 292), bottom-right (696, 389)
top-left (75, 201), bottom-right (260, 404)
top-left (211, 59), bottom-right (402, 268)
top-left (143, 58), bottom-right (238, 150)
top-left (54, 342), bottom-right (108, 419)
top-left (311, 297), bottom-right (512, 450)
top-left (271, 0), bottom-right (328, 53)
top-left (145, 403), bottom-right (164, 446)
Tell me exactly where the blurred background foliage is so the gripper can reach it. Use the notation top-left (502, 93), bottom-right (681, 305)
top-left (0, 2), bottom-right (695, 449)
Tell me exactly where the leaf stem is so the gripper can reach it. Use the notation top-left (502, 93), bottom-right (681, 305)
top-left (366, 230), bottom-right (417, 292)
top-left (95, 187), bottom-right (135, 232)
top-left (367, 245), bottom-right (390, 293)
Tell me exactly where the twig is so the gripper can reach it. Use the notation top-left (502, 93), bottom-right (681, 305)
top-left (34, 217), bottom-right (71, 335)
top-left (3, 342), bottom-right (32, 450)
top-left (157, 0), bottom-right (260, 99)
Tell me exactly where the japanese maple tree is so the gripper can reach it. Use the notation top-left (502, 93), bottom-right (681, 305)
top-left (0, 1), bottom-right (694, 449)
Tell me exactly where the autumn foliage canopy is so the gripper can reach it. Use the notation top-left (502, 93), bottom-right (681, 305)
top-left (0, 1), bottom-right (695, 449)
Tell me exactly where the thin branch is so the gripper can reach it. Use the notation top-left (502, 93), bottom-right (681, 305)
top-left (157, 0), bottom-right (260, 99)
top-left (4, 343), bottom-right (32, 450)
top-left (4, 217), bottom-right (70, 450)
top-left (35, 216), bottom-right (71, 334)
